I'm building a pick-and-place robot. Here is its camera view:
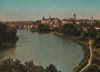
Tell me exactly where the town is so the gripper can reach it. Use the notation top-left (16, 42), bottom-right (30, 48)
top-left (2, 14), bottom-right (100, 30)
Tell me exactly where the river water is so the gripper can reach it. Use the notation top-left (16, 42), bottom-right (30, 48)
top-left (0, 30), bottom-right (84, 72)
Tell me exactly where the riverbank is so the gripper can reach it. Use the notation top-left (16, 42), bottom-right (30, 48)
top-left (54, 32), bottom-right (91, 72)
top-left (79, 39), bottom-right (94, 72)
top-left (65, 37), bottom-right (91, 72)
top-left (84, 47), bottom-right (100, 72)
top-left (74, 38), bottom-right (100, 72)
top-left (55, 32), bottom-right (100, 72)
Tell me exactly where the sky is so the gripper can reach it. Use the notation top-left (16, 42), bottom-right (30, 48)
top-left (0, 0), bottom-right (100, 21)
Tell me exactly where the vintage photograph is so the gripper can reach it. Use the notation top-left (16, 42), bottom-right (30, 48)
top-left (0, 0), bottom-right (100, 72)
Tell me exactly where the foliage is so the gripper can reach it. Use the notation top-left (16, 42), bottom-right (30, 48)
top-left (62, 24), bottom-right (81, 36)
top-left (0, 58), bottom-right (60, 72)
top-left (86, 64), bottom-right (100, 72)
top-left (37, 24), bottom-right (50, 31)
top-left (87, 27), bottom-right (97, 39)
top-left (79, 22), bottom-right (93, 27)
top-left (0, 22), bottom-right (18, 45)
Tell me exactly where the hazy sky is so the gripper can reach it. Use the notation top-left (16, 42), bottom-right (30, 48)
top-left (0, 0), bottom-right (100, 21)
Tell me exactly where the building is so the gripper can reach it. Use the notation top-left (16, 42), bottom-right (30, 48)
top-left (61, 14), bottom-right (95, 25)
top-left (61, 14), bottom-right (77, 25)
top-left (41, 16), bottom-right (61, 28)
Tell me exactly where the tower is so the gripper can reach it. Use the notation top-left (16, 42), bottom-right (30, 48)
top-left (42, 16), bottom-right (45, 20)
top-left (90, 16), bottom-right (94, 24)
top-left (90, 16), bottom-right (94, 22)
top-left (73, 13), bottom-right (76, 20)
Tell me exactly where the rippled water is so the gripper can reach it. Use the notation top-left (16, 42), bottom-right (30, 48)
top-left (0, 30), bottom-right (84, 72)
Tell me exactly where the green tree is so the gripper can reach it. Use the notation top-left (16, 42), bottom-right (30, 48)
top-left (62, 24), bottom-right (80, 36)
top-left (88, 27), bottom-right (97, 39)
top-left (45, 64), bottom-right (59, 72)
top-left (38, 24), bottom-right (50, 31)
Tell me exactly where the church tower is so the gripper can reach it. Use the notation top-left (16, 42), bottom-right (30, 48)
top-left (73, 13), bottom-right (76, 21)
top-left (90, 16), bottom-right (94, 24)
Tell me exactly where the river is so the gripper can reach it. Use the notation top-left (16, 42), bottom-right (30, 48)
top-left (0, 30), bottom-right (84, 72)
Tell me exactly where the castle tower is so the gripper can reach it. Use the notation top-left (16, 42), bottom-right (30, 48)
top-left (42, 16), bottom-right (45, 20)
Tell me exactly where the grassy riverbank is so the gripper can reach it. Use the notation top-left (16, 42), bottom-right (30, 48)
top-left (84, 48), bottom-right (100, 72)
top-left (63, 36), bottom-right (100, 72)
top-left (54, 32), bottom-right (91, 72)
top-left (72, 37), bottom-right (90, 72)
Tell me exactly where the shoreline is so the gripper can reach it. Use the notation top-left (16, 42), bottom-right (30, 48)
top-left (79, 40), bottom-right (93, 72)
top-left (66, 37), bottom-right (91, 72)
top-left (54, 32), bottom-right (92, 72)
top-left (62, 36), bottom-right (93, 72)
top-left (76, 39), bottom-right (93, 72)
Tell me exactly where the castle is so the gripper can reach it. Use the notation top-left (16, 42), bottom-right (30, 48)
top-left (41, 14), bottom-right (95, 28)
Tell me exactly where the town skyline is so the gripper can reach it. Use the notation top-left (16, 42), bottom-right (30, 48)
top-left (0, 0), bottom-right (100, 21)
top-left (0, 14), bottom-right (99, 22)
